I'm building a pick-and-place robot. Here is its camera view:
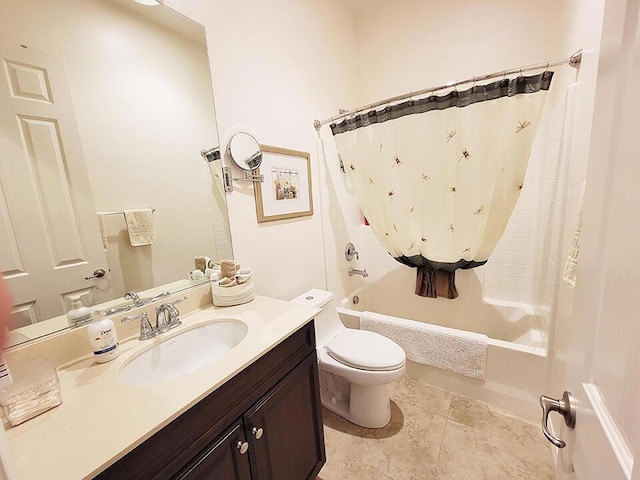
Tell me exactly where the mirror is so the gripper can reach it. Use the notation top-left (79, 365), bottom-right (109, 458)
top-left (227, 132), bottom-right (263, 171)
top-left (0, 0), bottom-right (231, 348)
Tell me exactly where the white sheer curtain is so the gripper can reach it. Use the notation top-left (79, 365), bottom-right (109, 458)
top-left (332, 73), bottom-right (552, 298)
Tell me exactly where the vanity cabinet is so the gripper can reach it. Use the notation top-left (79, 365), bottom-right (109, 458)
top-left (96, 320), bottom-right (325, 480)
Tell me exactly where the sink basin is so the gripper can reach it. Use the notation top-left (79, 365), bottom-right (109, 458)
top-left (119, 320), bottom-right (248, 385)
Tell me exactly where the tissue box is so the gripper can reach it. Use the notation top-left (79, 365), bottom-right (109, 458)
top-left (0, 356), bottom-right (62, 427)
top-left (211, 279), bottom-right (255, 307)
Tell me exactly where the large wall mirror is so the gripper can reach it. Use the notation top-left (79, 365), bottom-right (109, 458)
top-left (0, 0), bottom-right (231, 347)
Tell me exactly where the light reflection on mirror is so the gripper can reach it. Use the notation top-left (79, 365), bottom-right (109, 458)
top-left (0, 0), bottom-right (231, 348)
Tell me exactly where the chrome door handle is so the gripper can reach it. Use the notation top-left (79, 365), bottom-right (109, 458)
top-left (251, 427), bottom-right (264, 440)
top-left (540, 391), bottom-right (576, 448)
top-left (85, 268), bottom-right (106, 280)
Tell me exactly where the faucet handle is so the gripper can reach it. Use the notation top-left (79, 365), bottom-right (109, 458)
top-left (345, 243), bottom-right (359, 261)
top-left (173, 296), bottom-right (187, 306)
top-left (124, 291), bottom-right (142, 305)
top-left (156, 296), bottom-right (187, 332)
top-left (122, 312), bottom-right (156, 340)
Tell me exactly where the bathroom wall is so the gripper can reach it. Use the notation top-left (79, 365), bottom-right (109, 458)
top-left (164, 0), bottom-right (358, 301)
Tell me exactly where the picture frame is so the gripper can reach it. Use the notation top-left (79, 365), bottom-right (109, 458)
top-left (254, 145), bottom-right (313, 223)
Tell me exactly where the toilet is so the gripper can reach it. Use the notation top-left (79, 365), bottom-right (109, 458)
top-left (291, 289), bottom-right (406, 428)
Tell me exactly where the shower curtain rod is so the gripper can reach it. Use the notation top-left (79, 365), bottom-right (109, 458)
top-left (313, 49), bottom-right (583, 130)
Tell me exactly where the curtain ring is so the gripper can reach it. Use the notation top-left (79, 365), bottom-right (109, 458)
top-left (544, 62), bottom-right (549, 72)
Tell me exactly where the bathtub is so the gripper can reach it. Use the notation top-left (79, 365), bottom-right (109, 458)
top-left (336, 288), bottom-right (548, 419)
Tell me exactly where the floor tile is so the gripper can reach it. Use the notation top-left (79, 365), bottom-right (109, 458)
top-left (435, 419), bottom-right (555, 480)
top-left (320, 407), bottom-right (349, 457)
top-left (318, 447), bottom-right (395, 480)
top-left (338, 400), bottom-right (445, 479)
top-left (318, 379), bottom-right (555, 480)
top-left (390, 377), bottom-right (452, 416)
top-left (448, 394), bottom-right (549, 454)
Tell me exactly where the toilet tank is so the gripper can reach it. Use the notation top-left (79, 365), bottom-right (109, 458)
top-left (290, 289), bottom-right (345, 347)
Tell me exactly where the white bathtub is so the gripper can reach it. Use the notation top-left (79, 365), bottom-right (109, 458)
top-left (336, 288), bottom-right (548, 419)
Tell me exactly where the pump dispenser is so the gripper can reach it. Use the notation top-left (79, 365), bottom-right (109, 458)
top-left (87, 311), bottom-right (120, 363)
top-left (66, 294), bottom-right (92, 326)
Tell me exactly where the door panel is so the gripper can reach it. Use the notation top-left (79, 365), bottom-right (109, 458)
top-left (0, 43), bottom-right (112, 324)
top-left (555, 0), bottom-right (640, 478)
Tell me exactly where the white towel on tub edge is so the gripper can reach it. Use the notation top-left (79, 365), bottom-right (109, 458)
top-left (360, 311), bottom-right (487, 380)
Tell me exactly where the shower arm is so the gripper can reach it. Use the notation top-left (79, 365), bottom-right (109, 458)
top-left (313, 50), bottom-right (583, 131)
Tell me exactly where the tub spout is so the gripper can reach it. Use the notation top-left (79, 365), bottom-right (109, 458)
top-left (348, 267), bottom-right (368, 278)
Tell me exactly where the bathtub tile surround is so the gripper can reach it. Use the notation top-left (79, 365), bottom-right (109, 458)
top-left (318, 377), bottom-right (554, 480)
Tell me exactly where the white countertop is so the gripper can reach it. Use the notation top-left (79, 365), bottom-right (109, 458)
top-left (4, 295), bottom-right (320, 479)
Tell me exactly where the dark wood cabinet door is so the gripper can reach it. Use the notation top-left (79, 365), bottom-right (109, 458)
top-left (177, 421), bottom-right (252, 480)
top-left (244, 354), bottom-right (326, 480)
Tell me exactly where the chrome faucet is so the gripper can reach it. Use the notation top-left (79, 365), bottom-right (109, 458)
top-left (121, 296), bottom-right (186, 340)
top-left (124, 291), bottom-right (143, 306)
top-left (348, 267), bottom-right (368, 278)
top-left (121, 312), bottom-right (156, 340)
top-left (155, 297), bottom-right (186, 333)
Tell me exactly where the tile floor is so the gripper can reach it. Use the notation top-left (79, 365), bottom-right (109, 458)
top-left (317, 377), bottom-right (555, 480)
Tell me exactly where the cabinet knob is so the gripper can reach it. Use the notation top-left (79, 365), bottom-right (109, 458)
top-left (236, 441), bottom-right (249, 455)
top-left (251, 427), bottom-right (264, 440)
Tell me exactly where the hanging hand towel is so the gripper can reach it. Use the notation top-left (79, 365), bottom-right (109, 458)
top-left (360, 311), bottom-right (487, 380)
top-left (562, 181), bottom-right (586, 287)
top-left (97, 213), bottom-right (108, 252)
top-left (124, 209), bottom-right (156, 246)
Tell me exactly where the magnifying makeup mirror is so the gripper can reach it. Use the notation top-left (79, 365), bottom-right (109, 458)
top-left (227, 132), bottom-right (262, 171)
top-left (221, 132), bottom-right (264, 193)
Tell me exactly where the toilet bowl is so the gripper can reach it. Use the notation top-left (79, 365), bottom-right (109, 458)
top-left (291, 289), bottom-right (406, 428)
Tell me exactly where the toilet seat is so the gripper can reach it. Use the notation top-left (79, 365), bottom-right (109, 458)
top-left (325, 330), bottom-right (406, 371)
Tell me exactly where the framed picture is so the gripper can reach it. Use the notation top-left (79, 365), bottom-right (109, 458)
top-left (254, 145), bottom-right (313, 223)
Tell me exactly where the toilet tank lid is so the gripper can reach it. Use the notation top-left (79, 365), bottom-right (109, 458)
top-left (290, 289), bottom-right (334, 308)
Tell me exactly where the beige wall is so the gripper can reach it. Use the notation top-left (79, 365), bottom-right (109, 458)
top-left (165, 0), bottom-right (359, 301)
top-left (349, 0), bottom-right (566, 106)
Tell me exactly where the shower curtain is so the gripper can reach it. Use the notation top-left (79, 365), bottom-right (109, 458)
top-left (331, 72), bottom-right (553, 298)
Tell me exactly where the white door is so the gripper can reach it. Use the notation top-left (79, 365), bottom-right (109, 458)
top-left (0, 43), bottom-right (113, 328)
top-left (548, 0), bottom-right (640, 478)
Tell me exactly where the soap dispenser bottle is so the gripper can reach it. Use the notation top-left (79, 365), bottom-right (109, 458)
top-left (66, 294), bottom-right (92, 326)
top-left (87, 311), bottom-right (120, 363)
